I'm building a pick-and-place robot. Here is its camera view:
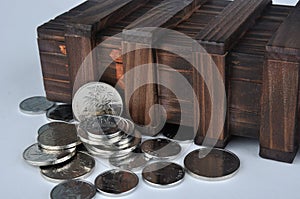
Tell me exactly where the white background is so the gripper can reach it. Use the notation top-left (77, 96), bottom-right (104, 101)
top-left (0, 0), bottom-right (299, 198)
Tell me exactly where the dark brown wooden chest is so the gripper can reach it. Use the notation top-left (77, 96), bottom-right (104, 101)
top-left (37, 0), bottom-right (300, 163)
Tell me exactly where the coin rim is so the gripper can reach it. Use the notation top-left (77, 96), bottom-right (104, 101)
top-left (94, 169), bottom-right (139, 196)
top-left (141, 138), bottom-right (182, 160)
top-left (23, 143), bottom-right (76, 167)
top-left (40, 152), bottom-right (96, 183)
top-left (72, 82), bottom-right (123, 122)
top-left (46, 104), bottom-right (74, 123)
top-left (184, 147), bottom-right (240, 181)
top-left (19, 96), bottom-right (55, 115)
top-left (142, 162), bottom-right (185, 188)
top-left (50, 179), bottom-right (97, 199)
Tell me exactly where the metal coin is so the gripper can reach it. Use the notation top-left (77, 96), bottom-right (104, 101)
top-left (46, 104), bottom-right (74, 122)
top-left (38, 122), bottom-right (67, 135)
top-left (142, 162), bottom-right (185, 188)
top-left (77, 126), bottom-right (123, 146)
top-left (38, 123), bottom-right (80, 150)
top-left (50, 180), bottom-right (96, 199)
top-left (109, 151), bottom-right (149, 171)
top-left (40, 152), bottom-right (95, 182)
top-left (94, 169), bottom-right (139, 196)
top-left (79, 115), bottom-right (125, 140)
top-left (19, 96), bottom-right (55, 114)
top-left (184, 148), bottom-right (240, 181)
top-left (72, 82), bottom-right (123, 121)
top-left (23, 143), bottom-right (76, 167)
top-left (162, 124), bottom-right (195, 143)
top-left (141, 138), bottom-right (181, 160)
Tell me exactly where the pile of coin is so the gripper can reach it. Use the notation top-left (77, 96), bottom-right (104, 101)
top-left (77, 115), bottom-right (142, 159)
top-left (20, 82), bottom-right (241, 198)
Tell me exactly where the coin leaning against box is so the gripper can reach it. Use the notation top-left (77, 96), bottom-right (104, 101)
top-left (20, 82), bottom-right (240, 198)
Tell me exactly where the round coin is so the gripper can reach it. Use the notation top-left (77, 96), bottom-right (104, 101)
top-left (40, 152), bottom-right (95, 182)
top-left (94, 169), bottom-right (139, 196)
top-left (38, 123), bottom-right (80, 150)
top-left (142, 162), bottom-right (185, 187)
top-left (184, 148), bottom-right (240, 181)
top-left (72, 82), bottom-right (123, 121)
top-left (141, 138), bottom-right (181, 160)
top-left (19, 96), bottom-right (55, 114)
top-left (50, 180), bottom-right (96, 199)
top-left (46, 104), bottom-right (74, 122)
top-left (23, 143), bottom-right (76, 167)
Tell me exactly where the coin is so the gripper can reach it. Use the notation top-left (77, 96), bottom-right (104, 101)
top-left (50, 180), bottom-right (96, 199)
top-left (46, 104), bottom-right (74, 122)
top-left (19, 96), bottom-right (55, 114)
top-left (81, 115), bottom-right (124, 140)
top-left (77, 125), bottom-right (123, 146)
top-left (141, 138), bottom-right (181, 160)
top-left (72, 82), bottom-right (123, 121)
top-left (38, 123), bottom-right (80, 150)
top-left (38, 122), bottom-right (67, 135)
top-left (142, 162), bottom-right (185, 187)
top-left (109, 151), bottom-right (149, 171)
top-left (94, 169), bottom-right (139, 196)
top-left (40, 152), bottom-right (95, 182)
top-left (23, 143), bottom-right (76, 167)
top-left (184, 148), bottom-right (240, 181)
top-left (162, 124), bottom-right (195, 143)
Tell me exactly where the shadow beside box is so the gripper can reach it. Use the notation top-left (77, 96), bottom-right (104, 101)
top-left (37, 0), bottom-right (300, 163)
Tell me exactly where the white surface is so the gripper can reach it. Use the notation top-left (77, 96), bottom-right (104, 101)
top-left (0, 0), bottom-right (300, 198)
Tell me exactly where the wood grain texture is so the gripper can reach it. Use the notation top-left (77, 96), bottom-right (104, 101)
top-left (196, 0), bottom-right (271, 54)
top-left (193, 53), bottom-right (229, 148)
top-left (260, 3), bottom-right (300, 163)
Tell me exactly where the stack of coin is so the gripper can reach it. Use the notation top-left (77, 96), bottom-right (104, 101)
top-left (77, 115), bottom-right (142, 158)
top-left (23, 122), bottom-right (95, 182)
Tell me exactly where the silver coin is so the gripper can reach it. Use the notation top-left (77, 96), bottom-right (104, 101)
top-left (109, 152), bottom-right (149, 171)
top-left (142, 162), bottom-right (185, 187)
top-left (19, 96), bottom-right (55, 114)
top-left (141, 138), bottom-right (181, 160)
top-left (72, 82), bottom-right (123, 121)
top-left (184, 148), bottom-right (240, 181)
top-left (82, 115), bottom-right (124, 140)
top-left (38, 123), bottom-right (81, 150)
top-left (40, 152), bottom-right (95, 182)
top-left (38, 122), bottom-right (67, 135)
top-left (23, 143), bottom-right (76, 167)
top-left (94, 169), bottom-right (139, 196)
top-left (50, 180), bottom-right (96, 199)
top-left (77, 125), bottom-right (123, 146)
top-left (46, 104), bottom-right (74, 122)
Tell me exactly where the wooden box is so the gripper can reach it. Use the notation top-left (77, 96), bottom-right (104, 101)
top-left (37, 0), bottom-right (300, 163)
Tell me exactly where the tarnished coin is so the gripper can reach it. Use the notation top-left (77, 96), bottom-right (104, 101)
top-left (40, 152), bottom-right (95, 182)
top-left (50, 180), bottom-right (96, 199)
top-left (72, 82), bottom-right (123, 121)
top-left (142, 162), bottom-right (185, 187)
top-left (46, 104), bottom-right (74, 122)
top-left (19, 96), bottom-right (55, 114)
top-left (162, 124), bottom-right (195, 143)
top-left (23, 143), bottom-right (76, 166)
top-left (94, 169), bottom-right (139, 196)
top-left (38, 123), bottom-right (80, 150)
top-left (141, 138), bottom-right (181, 160)
top-left (109, 151), bottom-right (149, 171)
top-left (184, 148), bottom-right (240, 181)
